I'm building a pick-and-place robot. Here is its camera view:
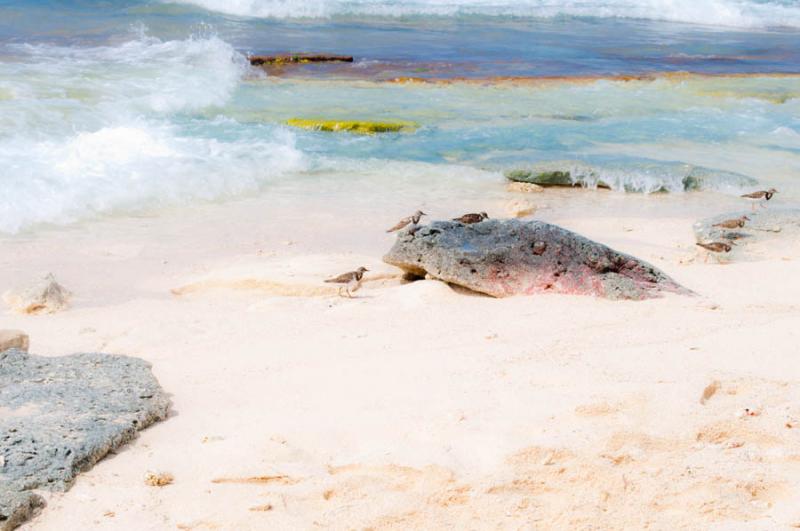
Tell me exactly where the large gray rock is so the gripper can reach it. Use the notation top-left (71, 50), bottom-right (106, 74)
top-left (0, 349), bottom-right (169, 530)
top-left (384, 219), bottom-right (690, 300)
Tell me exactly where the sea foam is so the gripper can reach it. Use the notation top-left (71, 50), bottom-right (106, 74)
top-left (164, 0), bottom-right (800, 28)
top-left (0, 34), bottom-right (305, 233)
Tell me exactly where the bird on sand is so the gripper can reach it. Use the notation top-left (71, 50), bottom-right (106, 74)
top-left (697, 242), bottom-right (733, 253)
top-left (386, 210), bottom-right (426, 233)
top-left (741, 188), bottom-right (777, 210)
top-left (325, 267), bottom-right (368, 298)
top-left (696, 241), bottom-right (734, 262)
top-left (713, 215), bottom-right (749, 229)
top-left (453, 212), bottom-right (489, 224)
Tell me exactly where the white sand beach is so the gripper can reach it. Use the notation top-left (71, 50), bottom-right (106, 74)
top-left (4, 185), bottom-right (800, 530)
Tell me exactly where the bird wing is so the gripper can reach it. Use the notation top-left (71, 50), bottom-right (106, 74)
top-left (325, 271), bottom-right (354, 283)
top-left (386, 217), bottom-right (411, 233)
top-left (741, 191), bottom-right (763, 199)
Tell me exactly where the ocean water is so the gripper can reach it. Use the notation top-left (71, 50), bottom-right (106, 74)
top-left (1, 0), bottom-right (799, 233)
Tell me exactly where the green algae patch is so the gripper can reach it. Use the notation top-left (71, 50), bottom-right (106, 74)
top-left (505, 162), bottom-right (591, 187)
top-left (505, 167), bottom-right (577, 187)
top-left (286, 118), bottom-right (418, 135)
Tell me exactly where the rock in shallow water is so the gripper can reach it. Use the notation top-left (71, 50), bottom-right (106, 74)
top-left (505, 160), bottom-right (756, 193)
top-left (383, 219), bottom-right (690, 300)
top-left (0, 349), bottom-right (170, 530)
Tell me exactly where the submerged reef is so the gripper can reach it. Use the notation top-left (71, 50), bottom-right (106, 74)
top-left (249, 54), bottom-right (354, 66)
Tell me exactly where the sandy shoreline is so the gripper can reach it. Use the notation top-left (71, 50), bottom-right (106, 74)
top-left (2, 185), bottom-right (799, 529)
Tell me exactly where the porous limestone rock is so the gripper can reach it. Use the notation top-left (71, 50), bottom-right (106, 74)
top-left (0, 349), bottom-right (169, 530)
top-left (384, 219), bottom-right (690, 300)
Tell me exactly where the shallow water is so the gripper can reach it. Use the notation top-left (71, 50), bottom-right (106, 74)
top-left (0, 0), bottom-right (799, 233)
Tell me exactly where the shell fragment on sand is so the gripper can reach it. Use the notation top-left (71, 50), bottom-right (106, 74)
top-left (0, 349), bottom-right (170, 530)
top-left (286, 118), bottom-right (418, 135)
top-left (384, 219), bottom-right (690, 300)
top-left (144, 472), bottom-right (174, 487)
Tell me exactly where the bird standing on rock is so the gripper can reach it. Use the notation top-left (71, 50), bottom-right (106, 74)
top-left (453, 212), bottom-right (489, 224)
top-left (386, 210), bottom-right (426, 233)
top-left (325, 267), bottom-right (368, 298)
top-left (713, 215), bottom-right (749, 229)
top-left (741, 189), bottom-right (777, 210)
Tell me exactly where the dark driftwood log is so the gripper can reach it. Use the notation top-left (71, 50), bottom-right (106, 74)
top-left (249, 54), bottom-right (354, 66)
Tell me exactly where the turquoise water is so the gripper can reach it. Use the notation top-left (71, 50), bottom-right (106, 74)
top-left (1, 0), bottom-right (799, 232)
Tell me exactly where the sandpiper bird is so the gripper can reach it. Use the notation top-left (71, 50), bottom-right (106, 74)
top-left (325, 267), bottom-right (368, 298)
top-left (713, 215), bottom-right (749, 229)
top-left (696, 241), bottom-right (734, 262)
top-left (453, 212), bottom-right (489, 224)
top-left (386, 210), bottom-right (426, 233)
top-left (741, 188), bottom-right (777, 210)
top-left (697, 242), bottom-right (732, 253)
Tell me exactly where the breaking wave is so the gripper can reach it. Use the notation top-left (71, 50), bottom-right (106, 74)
top-left (164, 0), bottom-right (800, 28)
top-left (0, 33), bottom-right (307, 233)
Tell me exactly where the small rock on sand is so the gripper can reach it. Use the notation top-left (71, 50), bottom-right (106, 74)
top-left (506, 181), bottom-right (544, 194)
top-left (3, 273), bottom-right (71, 314)
top-left (505, 199), bottom-right (536, 218)
top-left (144, 472), bottom-right (174, 487)
top-left (0, 330), bottom-right (28, 352)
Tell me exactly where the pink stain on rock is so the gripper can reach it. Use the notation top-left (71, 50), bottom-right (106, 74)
top-left (384, 219), bottom-right (691, 300)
